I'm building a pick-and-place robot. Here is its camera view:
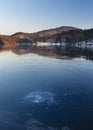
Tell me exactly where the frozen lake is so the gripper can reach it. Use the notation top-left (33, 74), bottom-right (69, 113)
top-left (0, 44), bottom-right (93, 130)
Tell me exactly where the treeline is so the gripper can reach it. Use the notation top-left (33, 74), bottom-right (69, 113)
top-left (58, 29), bottom-right (93, 43)
top-left (42, 29), bottom-right (93, 43)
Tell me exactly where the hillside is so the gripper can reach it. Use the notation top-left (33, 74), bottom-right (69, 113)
top-left (0, 26), bottom-right (93, 45)
top-left (12, 26), bottom-right (81, 38)
top-left (36, 26), bottom-right (81, 37)
top-left (0, 35), bottom-right (16, 45)
top-left (11, 26), bottom-right (82, 43)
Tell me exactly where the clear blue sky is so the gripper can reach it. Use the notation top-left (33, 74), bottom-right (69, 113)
top-left (0, 0), bottom-right (93, 34)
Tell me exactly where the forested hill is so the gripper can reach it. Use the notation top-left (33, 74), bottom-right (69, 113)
top-left (0, 26), bottom-right (93, 45)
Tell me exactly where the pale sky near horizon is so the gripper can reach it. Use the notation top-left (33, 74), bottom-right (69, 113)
top-left (0, 0), bottom-right (93, 35)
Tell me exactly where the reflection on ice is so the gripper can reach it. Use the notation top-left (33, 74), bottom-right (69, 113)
top-left (23, 91), bottom-right (56, 105)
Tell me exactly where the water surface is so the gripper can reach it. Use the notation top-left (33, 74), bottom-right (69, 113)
top-left (0, 44), bottom-right (93, 130)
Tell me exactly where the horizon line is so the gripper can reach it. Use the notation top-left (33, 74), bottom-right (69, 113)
top-left (0, 25), bottom-right (93, 36)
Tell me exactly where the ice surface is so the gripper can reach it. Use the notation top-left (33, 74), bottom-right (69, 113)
top-left (26, 118), bottom-right (71, 130)
top-left (23, 91), bottom-right (56, 105)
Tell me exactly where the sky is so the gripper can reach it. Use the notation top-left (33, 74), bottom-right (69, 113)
top-left (0, 0), bottom-right (93, 35)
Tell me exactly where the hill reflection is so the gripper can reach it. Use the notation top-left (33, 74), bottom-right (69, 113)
top-left (0, 44), bottom-right (93, 61)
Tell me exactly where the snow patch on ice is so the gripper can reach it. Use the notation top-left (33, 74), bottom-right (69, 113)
top-left (23, 91), bottom-right (56, 105)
